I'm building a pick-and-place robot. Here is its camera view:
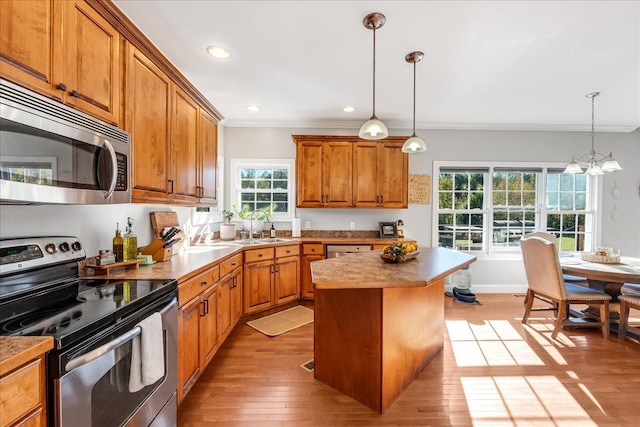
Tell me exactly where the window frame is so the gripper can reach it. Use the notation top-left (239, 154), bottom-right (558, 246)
top-left (432, 161), bottom-right (602, 257)
top-left (229, 158), bottom-right (295, 221)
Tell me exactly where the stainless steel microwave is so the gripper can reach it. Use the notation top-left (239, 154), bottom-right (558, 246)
top-left (0, 79), bottom-right (130, 204)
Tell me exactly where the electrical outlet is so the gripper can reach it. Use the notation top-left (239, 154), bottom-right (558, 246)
top-left (304, 220), bottom-right (311, 229)
top-left (350, 221), bottom-right (356, 230)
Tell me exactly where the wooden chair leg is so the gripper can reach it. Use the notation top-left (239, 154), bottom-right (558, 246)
top-left (552, 302), bottom-right (567, 339)
top-left (618, 300), bottom-right (629, 342)
top-left (599, 302), bottom-right (610, 339)
top-left (522, 289), bottom-right (535, 323)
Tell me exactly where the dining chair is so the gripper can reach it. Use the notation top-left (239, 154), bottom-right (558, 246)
top-left (618, 283), bottom-right (640, 342)
top-left (520, 235), bottom-right (611, 339)
top-left (523, 231), bottom-right (588, 285)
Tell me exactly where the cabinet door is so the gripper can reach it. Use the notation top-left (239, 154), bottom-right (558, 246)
top-left (295, 140), bottom-right (324, 207)
top-left (230, 267), bottom-right (243, 324)
top-left (275, 255), bottom-right (300, 305)
top-left (217, 275), bottom-right (232, 341)
top-left (243, 260), bottom-right (273, 314)
top-left (0, 0), bottom-right (63, 100)
top-left (178, 295), bottom-right (201, 403)
top-left (323, 141), bottom-right (353, 207)
top-left (199, 284), bottom-right (218, 368)
top-left (172, 86), bottom-right (199, 202)
top-left (126, 44), bottom-right (171, 202)
top-left (377, 140), bottom-right (408, 208)
top-left (62, 0), bottom-right (120, 124)
top-left (301, 253), bottom-right (323, 299)
top-left (353, 141), bottom-right (380, 207)
top-left (198, 109), bottom-right (218, 203)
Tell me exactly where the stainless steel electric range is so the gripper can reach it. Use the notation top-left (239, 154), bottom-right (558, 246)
top-left (0, 236), bottom-right (178, 427)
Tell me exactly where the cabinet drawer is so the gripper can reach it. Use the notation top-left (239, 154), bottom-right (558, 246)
top-left (179, 267), bottom-right (219, 306)
top-left (244, 247), bottom-right (274, 263)
top-left (0, 358), bottom-right (42, 427)
top-left (220, 253), bottom-right (243, 277)
top-left (303, 244), bottom-right (324, 256)
top-left (275, 244), bottom-right (300, 258)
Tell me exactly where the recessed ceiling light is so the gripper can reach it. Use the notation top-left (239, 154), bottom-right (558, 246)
top-left (246, 105), bottom-right (261, 112)
top-left (343, 106), bottom-right (356, 113)
top-left (206, 45), bottom-right (231, 59)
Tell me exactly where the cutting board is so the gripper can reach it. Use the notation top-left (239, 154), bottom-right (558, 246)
top-left (150, 211), bottom-right (180, 238)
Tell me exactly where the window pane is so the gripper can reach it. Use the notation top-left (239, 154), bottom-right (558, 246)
top-left (273, 180), bottom-right (288, 190)
top-left (257, 180), bottom-right (271, 189)
top-left (273, 193), bottom-right (287, 202)
top-left (241, 193), bottom-right (255, 201)
top-left (256, 193), bottom-right (271, 202)
top-left (439, 192), bottom-right (452, 209)
top-left (560, 192), bottom-right (574, 210)
top-left (241, 180), bottom-right (254, 189)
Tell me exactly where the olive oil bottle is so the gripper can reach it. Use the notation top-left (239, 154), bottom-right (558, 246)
top-left (112, 223), bottom-right (124, 262)
top-left (123, 217), bottom-right (138, 261)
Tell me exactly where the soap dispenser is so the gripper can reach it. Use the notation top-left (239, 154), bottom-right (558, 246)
top-left (123, 217), bottom-right (138, 261)
top-left (270, 223), bottom-right (276, 238)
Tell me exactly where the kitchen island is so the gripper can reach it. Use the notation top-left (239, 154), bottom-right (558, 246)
top-left (311, 247), bottom-right (476, 413)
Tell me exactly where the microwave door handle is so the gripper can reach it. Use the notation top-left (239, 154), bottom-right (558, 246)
top-left (102, 139), bottom-right (118, 200)
top-left (65, 297), bottom-right (177, 372)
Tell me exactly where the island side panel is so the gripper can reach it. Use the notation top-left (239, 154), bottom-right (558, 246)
top-left (314, 288), bottom-right (383, 412)
top-left (381, 279), bottom-right (445, 412)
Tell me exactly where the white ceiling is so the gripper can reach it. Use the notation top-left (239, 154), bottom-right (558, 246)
top-left (113, 1), bottom-right (640, 132)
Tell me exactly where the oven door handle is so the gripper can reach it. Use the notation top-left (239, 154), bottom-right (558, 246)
top-left (65, 297), bottom-right (177, 372)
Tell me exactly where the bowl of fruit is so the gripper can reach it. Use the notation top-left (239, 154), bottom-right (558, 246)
top-left (380, 241), bottom-right (420, 263)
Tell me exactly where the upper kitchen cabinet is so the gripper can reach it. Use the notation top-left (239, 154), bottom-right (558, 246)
top-left (353, 139), bottom-right (408, 208)
top-left (292, 135), bottom-right (408, 208)
top-left (293, 136), bottom-right (353, 208)
top-left (198, 109), bottom-right (218, 203)
top-left (172, 86), bottom-right (200, 203)
top-left (0, 0), bottom-right (120, 125)
top-left (125, 44), bottom-right (171, 203)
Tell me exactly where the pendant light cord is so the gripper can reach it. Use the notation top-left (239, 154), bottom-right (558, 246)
top-left (590, 93), bottom-right (595, 154)
top-left (372, 27), bottom-right (377, 117)
top-left (412, 60), bottom-right (417, 136)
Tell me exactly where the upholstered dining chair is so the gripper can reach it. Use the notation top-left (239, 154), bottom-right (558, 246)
top-left (520, 234), bottom-right (611, 339)
top-left (618, 283), bottom-right (640, 342)
top-left (523, 231), bottom-right (588, 285)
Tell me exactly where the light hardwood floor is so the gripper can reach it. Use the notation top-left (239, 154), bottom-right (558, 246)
top-left (178, 294), bottom-right (640, 426)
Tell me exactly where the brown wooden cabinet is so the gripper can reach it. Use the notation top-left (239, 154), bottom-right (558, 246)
top-left (301, 244), bottom-right (324, 299)
top-left (293, 135), bottom-right (408, 208)
top-left (125, 44), bottom-right (172, 202)
top-left (177, 266), bottom-right (220, 403)
top-left (243, 245), bottom-right (300, 314)
top-left (172, 86), bottom-right (200, 203)
top-left (0, 357), bottom-right (47, 427)
top-left (0, 0), bottom-right (120, 125)
top-left (293, 137), bottom-right (353, 207)
top-left (198, 110), bottom-right (218, 203)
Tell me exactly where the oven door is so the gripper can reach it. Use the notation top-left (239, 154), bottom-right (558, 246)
top-left (53, 295), bottom-right (177, 427)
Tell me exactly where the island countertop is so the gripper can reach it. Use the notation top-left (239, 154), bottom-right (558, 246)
top-left (311, 247), bottom-right (476, 290)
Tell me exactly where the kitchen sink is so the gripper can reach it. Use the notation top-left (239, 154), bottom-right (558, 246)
top-left (230, 238), bottom-right (293, 246)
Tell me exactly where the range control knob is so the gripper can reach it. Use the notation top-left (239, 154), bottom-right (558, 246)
top-left (72, 241), bottom-right (82, 251)
top-left (60, 242), bottom-right (70, 252)
top-left (45, 243), bottom-right (57, 254)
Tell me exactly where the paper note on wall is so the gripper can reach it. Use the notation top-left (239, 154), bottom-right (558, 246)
top-left (408, 174), bottom-right (431, 204)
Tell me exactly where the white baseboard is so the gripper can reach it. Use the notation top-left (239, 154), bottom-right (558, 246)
top-left (445, 284), bottom-right (528, 294)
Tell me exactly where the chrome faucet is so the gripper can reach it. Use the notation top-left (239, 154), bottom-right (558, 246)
top-left (248, 209), bottom-right (267, 239)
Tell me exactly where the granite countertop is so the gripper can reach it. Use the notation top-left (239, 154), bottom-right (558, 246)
top-left (311, 247), bottom-right (476, 290)
top-left (0, 336), bottom-right (53, 376)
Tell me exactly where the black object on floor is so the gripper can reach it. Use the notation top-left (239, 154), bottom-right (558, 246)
top-left (446, 287), bottom-right (482, 305)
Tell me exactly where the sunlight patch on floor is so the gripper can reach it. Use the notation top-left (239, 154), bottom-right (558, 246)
top-left (447, 320), bottom-right (544, 367)
top-left (461, 375), bottom-right (598, 426)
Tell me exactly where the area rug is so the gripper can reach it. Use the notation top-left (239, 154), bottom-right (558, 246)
top-left (246, 305), bottom-right (314, 337)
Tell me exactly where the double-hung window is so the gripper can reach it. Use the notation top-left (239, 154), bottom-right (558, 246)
top-left (434, 162), bottom-right (597, 253)
top-left (229, 159), bottom-right (294, 220)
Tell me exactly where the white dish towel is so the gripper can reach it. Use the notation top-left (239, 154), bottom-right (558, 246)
top-left (129, 312), bottom-right (164, 393)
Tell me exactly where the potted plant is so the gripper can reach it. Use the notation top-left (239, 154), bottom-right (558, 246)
top-left (233, 203), bottom-right (274, 237)
top-left (219, 209), bottom-right (237, 240)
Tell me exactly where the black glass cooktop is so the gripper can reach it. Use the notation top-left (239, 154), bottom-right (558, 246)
top-left (0, 277), bottom-right (177, 349)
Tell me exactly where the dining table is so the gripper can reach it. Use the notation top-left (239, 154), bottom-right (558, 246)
top-left (560, 254), bottom-right (640, 321)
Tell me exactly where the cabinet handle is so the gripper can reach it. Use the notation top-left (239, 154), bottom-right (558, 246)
top-left (69, 90), bottom-right (80, 98)
top-left (205, 299), bottom-right (209, 315)
top-left (56, 83), bottom-right (67, 92)
top-left (258, 254), bottom-right (263, 257)
top-left (380, 195), bottom-right (383, 204)
top-left (200, 301), bottom-right (206, 317)
top-left (231, 262), bottom-right (236, 266)
top-left (168, 180), bottom-right (174, 194)
top-left (286, 250), bottom-right (290, 253)
top-left (201, 280), bottom-right (208, 286)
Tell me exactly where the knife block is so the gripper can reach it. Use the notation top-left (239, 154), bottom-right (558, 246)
top-left (140, 238), bottom-right (173, 262)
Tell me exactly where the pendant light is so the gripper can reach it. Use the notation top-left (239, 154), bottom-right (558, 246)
top-left (402, 51), bottom-right (427, 153)
top-left (359, 12), bottom-right (388, 140)
top-left (564, 92), bottom-right (622, 175)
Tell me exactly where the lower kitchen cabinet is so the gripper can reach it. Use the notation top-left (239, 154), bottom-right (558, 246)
top-left (243, 245), bottom-right (300, 314)
top-left (301, 244), bottom-right (324, 299)
top-left (177, 266), bottom-right (220, 404)
top-left (0, 356), bottom-right (47, 427)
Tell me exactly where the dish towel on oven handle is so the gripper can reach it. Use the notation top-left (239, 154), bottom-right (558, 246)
top-left (129, 312), bottom-right (164, 393)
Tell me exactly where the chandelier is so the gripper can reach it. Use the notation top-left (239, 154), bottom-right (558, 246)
top-left (564, 92), bottom-right (622, 175)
